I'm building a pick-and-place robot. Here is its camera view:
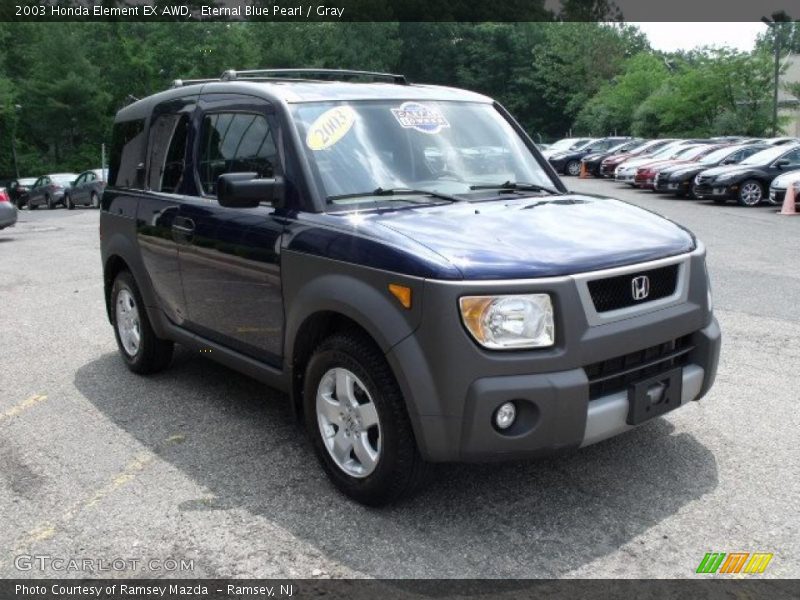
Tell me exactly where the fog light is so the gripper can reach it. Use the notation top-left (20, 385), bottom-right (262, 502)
top-left (494, 402), bottom-right (516, 430)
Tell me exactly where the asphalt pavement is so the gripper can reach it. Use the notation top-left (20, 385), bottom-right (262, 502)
top-left (0, 183), bottom-right (798, 579)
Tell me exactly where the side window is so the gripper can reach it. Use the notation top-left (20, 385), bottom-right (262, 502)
top-left (87, 172), bottom-right (96, 182)
top-left (782, 148), bottom-right (800, 167)
top-left (147, 113), bottom-right (190, 193)
top-left (198, 112), bottom-right (277, 196)
top-left (109, 119), bottom-right (146, 188)
top-left (76, 174), bottom-right (86, 185)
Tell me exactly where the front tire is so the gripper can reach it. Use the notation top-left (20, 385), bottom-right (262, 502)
top-left (65, 194), bottom-right (74, 210)
top-left (303, 332), bottom-right (430, 506)
top-left (738, 179), bottom-right (764, 207)
top-left (565, 160), bottom-right (581, 176)
top-left (111, 270), bottom-right (173, 374)
top-left (91, 192), bottom-right (100, 208)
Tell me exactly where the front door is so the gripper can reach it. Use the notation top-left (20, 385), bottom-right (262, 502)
top-left (176, 94), bottom-right (285, 366)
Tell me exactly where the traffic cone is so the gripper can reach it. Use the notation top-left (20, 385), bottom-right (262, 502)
top-left (579, 162), bottom-right (589, 179)
top-left (779, 179), bottom-right (799, 216)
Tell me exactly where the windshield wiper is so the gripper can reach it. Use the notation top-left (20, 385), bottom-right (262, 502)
top-left (327, 187), bottom-right (462, 203)
top-left (469, 181), bottom-right (561, 195)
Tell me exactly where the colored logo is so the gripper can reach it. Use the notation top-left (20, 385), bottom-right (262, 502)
top-left (390, 102), bottom-right (450, 134)
top-left (696, 552), bottom-right (773, 574)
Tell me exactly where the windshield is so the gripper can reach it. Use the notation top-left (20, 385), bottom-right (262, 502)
top-left (292, 101), bottom-right (556, 206)
top-left (51, 174), bottom-right (77, 185)
top-left (701, 146), bottom-right (741, 164)
top-left (549, 137), bottom-right (589, 151)
top-left (740, 145), bottom-right (797, 165)
top-left (678, 145), bottom-right (715, 160)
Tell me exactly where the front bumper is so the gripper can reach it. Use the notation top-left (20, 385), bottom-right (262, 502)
top-left (387, 247), bottom-right (719, 463)
top-left (693, 182), bottom-right (735, 199)
top-left (654, 177), bottom-right (691, 193)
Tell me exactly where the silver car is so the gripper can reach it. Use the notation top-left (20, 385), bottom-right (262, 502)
top-left (0, 188), bottom-right (18, 230)
top-left (64, 168), bottom-right (108, 209)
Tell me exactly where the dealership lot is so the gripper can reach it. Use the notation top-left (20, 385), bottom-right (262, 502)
top-left (1, 182), bottom-right (798, 579)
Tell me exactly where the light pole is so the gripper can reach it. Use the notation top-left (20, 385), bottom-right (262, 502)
top-left (11, 104), bottom-right (21, 179)
top-left (761, 15), bottom-right (785, 137)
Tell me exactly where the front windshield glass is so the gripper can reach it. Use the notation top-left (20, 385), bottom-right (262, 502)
top-left (740, 145), bottom-right (795, 165)
top-left (700, 146), bottom-right (740, 164)
top-left (292, 101), bottom-right (555, 206)
top-left (549, 138), bottom-right (583, 151)
top-left (51, 174), bottom-right (77, 185)
top-left (678, 145), bottom-right (715, 160)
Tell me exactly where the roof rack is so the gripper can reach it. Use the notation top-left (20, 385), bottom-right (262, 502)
top-left (220, 69), bottom-right (408, 84)
top-left (170, 69), bottom-right (408, 88)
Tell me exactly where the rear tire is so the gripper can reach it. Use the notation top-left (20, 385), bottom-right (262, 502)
top-left (303, 331), bottom-right (431, 506)
top-left (65, 194), bottom-right (74, 210)
top-left (110, 270), bottom-right (174, 374)
top-left (46, 195), bottom-right (55, 210)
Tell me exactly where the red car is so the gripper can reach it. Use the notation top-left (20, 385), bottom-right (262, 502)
top-left (599, 139), bottom-right (675, 177)
top-left (633, 145), bottom-right (723, 189)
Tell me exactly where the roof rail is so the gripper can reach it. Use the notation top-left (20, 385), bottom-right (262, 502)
top-left (219, 68), bottom-right (408, 85)
top-left (170, 78), bottom-right (218, 88)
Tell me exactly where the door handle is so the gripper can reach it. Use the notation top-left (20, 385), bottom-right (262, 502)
top-left (172, 217), bottom-right (195, 233)
top-left (171, 217), bottom-right (195, 242)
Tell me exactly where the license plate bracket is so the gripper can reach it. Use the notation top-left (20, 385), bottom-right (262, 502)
top-left (627, 368), bottom-right (683, 425)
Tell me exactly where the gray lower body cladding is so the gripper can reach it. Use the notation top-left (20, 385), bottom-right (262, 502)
top-left (386, 246), bottom-right (719, 462)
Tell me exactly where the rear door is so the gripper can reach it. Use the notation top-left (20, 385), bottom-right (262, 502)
top-left (136, 95), bottom-right (196, 326)
top-left (176, 93), bottom-right (285, 366)
top-left (72, 172), bottom-right (89, 204)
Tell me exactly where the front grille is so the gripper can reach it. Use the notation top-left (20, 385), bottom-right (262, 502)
top-left (655, 172), bottom-right (670, 188)
top-left (585, 335), bottom-right (694, 400)
top-left (587, 264), bottom-right (679, 313)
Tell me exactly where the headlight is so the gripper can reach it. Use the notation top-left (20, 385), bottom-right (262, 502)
top-left (459, 294), bottom-right (555, 349)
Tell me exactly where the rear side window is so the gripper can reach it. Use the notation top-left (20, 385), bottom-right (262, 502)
top-left (198, 112), bottom-right (277, 196)
top-left (147, 113), bottom-right (190, 193)
top-left (109, 119), bottom-right (146, 188)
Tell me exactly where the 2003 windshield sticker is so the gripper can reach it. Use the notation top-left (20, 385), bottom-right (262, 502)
top-left (391, 102), bottom-right (450, 134)
top-left (306, 106), bottom-right (356, 151)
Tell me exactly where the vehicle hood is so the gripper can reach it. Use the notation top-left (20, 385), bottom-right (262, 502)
top-left (697, 164), bottom-right (759, 179)
top-left (362, 193), bottom-right (695, 279)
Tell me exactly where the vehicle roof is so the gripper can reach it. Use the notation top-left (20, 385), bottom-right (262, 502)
top-left (115, 80), bottom-right (494, 122)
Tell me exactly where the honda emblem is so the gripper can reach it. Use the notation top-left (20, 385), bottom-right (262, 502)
top-left (631, 275), bottom-right (650, 301)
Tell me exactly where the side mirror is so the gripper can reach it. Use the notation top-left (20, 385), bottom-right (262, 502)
top-left (217, 172), bottom-right (284, 209)
top-left (721, 158), bottom-right (736, 165)
top-left (774, 158), bottom-right (790, 169)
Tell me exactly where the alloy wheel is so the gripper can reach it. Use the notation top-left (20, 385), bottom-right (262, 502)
top-left (115, 288), bottom-right (141, 357)
top-left (316, 367), bottom-right (381, 478)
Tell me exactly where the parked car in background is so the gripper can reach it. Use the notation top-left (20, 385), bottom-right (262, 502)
top-left (615, 142), bottom-right (706, 185)
top-left (765, 137), bottom-right (800, 146)
top-left (580, 139), bottom-right (644, 177)
top-left (64, 168), bottom-right (108, 209)
top-left (693, 144), bottom-right (800, 206)
top-left (768, 169), bottom-right (800, 206)
top-left (539, 137), bottom-right (593, 159)
top-left (7, 177), bottom-right (37, 208)
top-left (548, 136), bottom-right (632, 176)
top-left (634, 144), bottom-right (724, 189)
top-left (599, 139), bottom-right (676, 178)
top-left (26, 173), bottom-right (79, 209)
top-left (0, 187), bottom-right (18, 230)
top-left (654, 144), bottom-right (770, 197)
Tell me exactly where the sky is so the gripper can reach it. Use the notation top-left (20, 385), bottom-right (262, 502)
top-left (631, 22), bottom-right (767, 53)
